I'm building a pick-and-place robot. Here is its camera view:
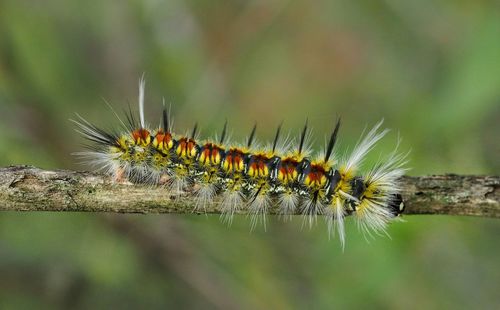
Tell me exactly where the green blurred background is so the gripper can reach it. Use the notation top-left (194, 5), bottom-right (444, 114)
top-left (0, 0), bottom-right (499, 309)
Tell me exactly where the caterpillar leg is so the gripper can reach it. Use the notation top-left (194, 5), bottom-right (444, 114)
top-left (220, 188), bottom-right (245, 226)
top-left (248, 188), bottom-right (271, 231)
top-left (325, 197), bottom-right (347, 249)
top-left (193, 169), bottom-right (220, 212)
top-left (302, 192), bottom-right (326, 228)
top-left (193, 181), bottom-right (218, 212)
top-left (219, 175), bottom-right (245, 225)
top-left (167, 164), bottom-right (192, 195)
top-left (276, 188), bottom-right (300, 221)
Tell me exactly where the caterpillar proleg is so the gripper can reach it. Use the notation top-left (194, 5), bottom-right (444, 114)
top-left (72, 80), bottom-right (408, 247)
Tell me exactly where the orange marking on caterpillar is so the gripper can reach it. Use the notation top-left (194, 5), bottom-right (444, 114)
top-left (248, 154), bottom-right (271, 178)
top-left (304, 164), bottom-right (328, 188)
top-left (278, 158), bottom-right (300, 183)
top-left (132, 128), bottom-right (151, 146)
top-left (199, 143), bottom-right (224, 166)
top-left (176, 137), bottom-right (198, 159)
top-left (153, 130), bottom-right (174, 154)
top-left (223, 148), bottom-right (245, 173)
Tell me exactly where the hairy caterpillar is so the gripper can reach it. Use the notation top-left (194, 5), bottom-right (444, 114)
top-left (73, 78), bottom-right (408, 248)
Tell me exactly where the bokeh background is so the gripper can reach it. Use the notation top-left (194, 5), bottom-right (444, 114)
top-left (1, 0), bottom-right (499, 308)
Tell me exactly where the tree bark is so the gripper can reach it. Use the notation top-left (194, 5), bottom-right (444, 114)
top-left (0, 165), bottom-right (498, 218)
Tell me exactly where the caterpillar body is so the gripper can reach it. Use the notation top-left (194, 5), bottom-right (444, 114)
top-left (73, 78), bottom-right (408, 248)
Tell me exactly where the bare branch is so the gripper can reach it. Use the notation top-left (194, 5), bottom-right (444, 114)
top-left (0, 165), bottom-right (498, 218)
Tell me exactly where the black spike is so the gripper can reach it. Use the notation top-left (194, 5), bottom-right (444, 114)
top-left (324, 118), bottom-right (341, 162)
top-left (298, 118), bottom-right (308, 154)
top-left (247, 123), bottom-right (257, 148)
top-left (272, 121), bottom-right (283, 153)
top-left (124, 104), bottom-right (137, 130)
top-left (219, 119), bottom-right (228, 144)
top-left (191, 122), bottom-right (198, 139)
top-left (74, 118), bottom-right (120, 147)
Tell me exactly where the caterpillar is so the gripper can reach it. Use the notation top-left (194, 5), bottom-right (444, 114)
top-left (72, 78), bottom-right (408, 248)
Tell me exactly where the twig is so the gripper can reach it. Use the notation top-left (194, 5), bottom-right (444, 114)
top-left (0, 165), bottom-right (498, 218)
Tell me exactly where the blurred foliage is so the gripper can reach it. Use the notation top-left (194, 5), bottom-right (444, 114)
top-left (0, 0), bottom-right (499, 308)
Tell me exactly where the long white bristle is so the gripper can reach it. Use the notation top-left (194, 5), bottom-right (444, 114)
top-left (139, 75), bottom-right (146, 128)
top-left (345, 120), bottom-right (389, 172)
